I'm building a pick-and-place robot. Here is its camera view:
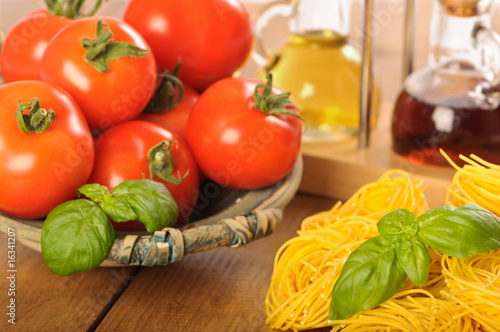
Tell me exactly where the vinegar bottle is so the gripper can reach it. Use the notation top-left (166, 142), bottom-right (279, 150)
top-left (253, 0), bottom-right (380, 142)
top-left (392, 0), bottom-right (500, 167)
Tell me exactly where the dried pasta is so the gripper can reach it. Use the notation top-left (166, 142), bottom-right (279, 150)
top-left (301, 169), bottom-right (429, 231)
top-left (328, 250), bottom-right (479, 332)
top-left (443, 152), bottom-right (500, 217)
top-left (440, 251), bottom-right (500, 332)
top-left (266, 165), bottom-right (500, 331)
top-left (266, 170), bottom-right (430, 331)
top-left (265, 216), bottom-right (379, 331)
top-left (329, 289), bottom-right (478, 332)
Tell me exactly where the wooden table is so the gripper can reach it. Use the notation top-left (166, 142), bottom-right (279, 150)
top-left (0, 193), bottom-right (337, 331)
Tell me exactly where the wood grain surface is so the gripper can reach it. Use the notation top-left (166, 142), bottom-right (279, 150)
top-left (0, 194), bottom-right (336, 331)
top-left (0, 231), bottom-right (139, 331)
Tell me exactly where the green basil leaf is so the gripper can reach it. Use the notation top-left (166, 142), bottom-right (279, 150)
top-left (418, 203), bottom-right (500, 257)
top-left (41, 199), bottom-right (114, 276)
top-left (396, 237), bottom-right (430, 286)
top-left (417, 205), bottom-right (456, 229)
top-left (77, 183), bottom-right (111, 203)
top-left (100, 195), bottom-right (138, 223)
top-left (378, 209), bottom-right (418, 244)
top-left (329, 236), bottom-right (407, 321)
top-left (79, 183), bottom-right (138, 222)
top-left (110, 179), bottom-right (178, 233)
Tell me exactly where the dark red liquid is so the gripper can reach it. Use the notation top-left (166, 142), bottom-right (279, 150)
top-left (392, 89), bottom-right (500, 167)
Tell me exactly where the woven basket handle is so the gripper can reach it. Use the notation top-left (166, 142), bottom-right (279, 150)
top-left (107, 208), bottom-right (283, 266)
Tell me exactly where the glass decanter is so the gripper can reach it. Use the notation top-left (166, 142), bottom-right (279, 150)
top-left (392, 0), bottom-right (500, 167)
top-left (253, 0), bottom-right (380, 142)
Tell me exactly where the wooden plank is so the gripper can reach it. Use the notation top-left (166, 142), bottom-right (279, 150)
top-left (299, 153), bottom-right (453, 209)
top-left (95, 194), bottom-right (335, 332)
top-left (0, 231), bottom-right (138, 331)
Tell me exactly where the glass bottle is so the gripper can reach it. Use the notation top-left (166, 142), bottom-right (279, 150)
top-left (253, 0), bottom-right (380, 142)
top-left (392, 0), bottom-right (500, 167)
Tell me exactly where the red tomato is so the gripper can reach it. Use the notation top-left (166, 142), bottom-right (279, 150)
top-left (123, 0), bottom-right (253, 92)
top-left (186, 77), bottom-right (302, 190)
top-left (88, 121), bottom-right (199, 229)
top-left (40, 17), bottom-right (157, 130)
top-left (136, 82), bottom-right (199, 142)
top-left (0, 81), bottom-right (95, 219)
top-left (0, 9), bottom-right (72, 83)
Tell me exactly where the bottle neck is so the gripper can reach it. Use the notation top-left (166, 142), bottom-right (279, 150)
top-left (429, 0), bottom-right (492, 67)
top-left (290, 0), bottom-right (351, 37)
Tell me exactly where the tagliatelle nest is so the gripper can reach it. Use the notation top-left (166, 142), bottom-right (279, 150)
top-left (443, 151), bottom-right (500, 217)
top-left (300, 169), bottom-right (429, 231)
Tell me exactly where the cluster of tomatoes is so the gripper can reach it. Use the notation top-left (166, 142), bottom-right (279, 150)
top-left (0, 0), bottom-right (302, 231)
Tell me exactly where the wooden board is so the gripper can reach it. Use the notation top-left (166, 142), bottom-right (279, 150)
top-left (0, 231), bottom-right (138, 331)
top-left (299, 154), bottom-right (453, 209)
top-left (94, 194), bottom-right (335, 332)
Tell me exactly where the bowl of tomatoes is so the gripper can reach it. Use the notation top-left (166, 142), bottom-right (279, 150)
top-left (0, 0), bottom-right (304, 276)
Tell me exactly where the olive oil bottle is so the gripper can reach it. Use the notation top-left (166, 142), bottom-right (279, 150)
top-left (254, 0), bottom-right (380, 142)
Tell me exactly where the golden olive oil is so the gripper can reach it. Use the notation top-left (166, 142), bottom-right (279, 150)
top-left (260, 31), bottom-right (380, 142)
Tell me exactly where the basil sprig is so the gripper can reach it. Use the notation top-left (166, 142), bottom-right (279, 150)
top-left (41, 199), bottom-right (114, 276)
top-left (329, 203), bottom-right (500, 323)
top-left (41, 179), bottom-right (178, 276)
top-left (78, 180), bottom-right (178, 233)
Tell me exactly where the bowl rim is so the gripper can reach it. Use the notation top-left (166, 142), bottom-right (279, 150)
top-left (0, 155), bottom-right (303, 245)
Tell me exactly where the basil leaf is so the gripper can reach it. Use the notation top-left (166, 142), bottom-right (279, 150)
top-left (396, 237), bottom-right (430, 286)
top-left (110, 179), bottom-right (178, 233)
top-left (77, 183), bottom-right (112, 203)
top-left (418, 203), bottom-right (500, 257)
top-left (417, 205), bottom-right (455, 228)
top-left (100, 195), bottom-right (138, 223)
top-left (41, 199), bottom-right (114, 276)
top-left (329, 236), bottom-right (407, 321)
top-left (378, 209), bottom-right (418, 244)
top-left (79, 183), bottom-right (139, 222)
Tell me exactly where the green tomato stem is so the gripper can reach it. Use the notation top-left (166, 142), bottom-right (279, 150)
top-left (45, 0), bottom-right (102, 19)
top-left (15, 98), bottom-right (55, 134)
top-left (145, 61), bottom-right (185, 113)
top-left (82, 20), bottom-right (150, 73)
top-left (148, 140), bottom-right (189, 185)
top-left (253, 72), bottom-right (302, 120)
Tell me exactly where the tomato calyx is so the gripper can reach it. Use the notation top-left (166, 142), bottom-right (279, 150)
top-left (45, 0), bottom-right (102, 19)
top-left (82, 20), bottom-right (150, 73)
top-left (15, 97), bottom-right (55, 134)
top-left (145, 62), bottom-right (185, 113)
top-left (148, 140), bottom-right (189, 185)
top-left (253, 73), bottom-right (302, 120)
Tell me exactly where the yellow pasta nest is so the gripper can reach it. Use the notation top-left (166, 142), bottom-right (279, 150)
top-left (266, 167), bottom-right (500, 331)
top-left (440, 252), bottom-right (500, 332)
top-left (301, 170), bottom-right (429, 231)
top-left (443, 152), bottom-right (500, 217)
top-left (265, 216), bottom-right (379, 331)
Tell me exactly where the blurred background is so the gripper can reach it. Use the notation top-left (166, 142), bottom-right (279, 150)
top-left (0, 0), bottom-right (499, 105)
top-left (0, 0), bottom-right (430, 104)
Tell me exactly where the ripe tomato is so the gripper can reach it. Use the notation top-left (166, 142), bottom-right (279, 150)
top-left (136, 80), bottom-right (199, 143)
top-left (186, 76), bottom-right (302, 190)
top-left (88, 121), bottom-right (199, 229)
top-left (122, 0), bottom-right (253, 92)
top-left (40, 17), bottom-right (157, 130)
top-left (0, 81), bottom-right (95, 219)
top-left (0, 9), bottom-right (72, 83)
